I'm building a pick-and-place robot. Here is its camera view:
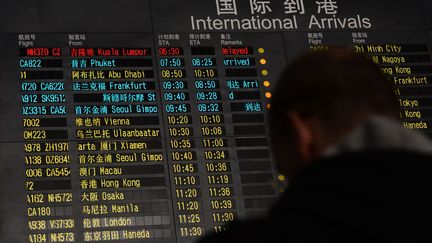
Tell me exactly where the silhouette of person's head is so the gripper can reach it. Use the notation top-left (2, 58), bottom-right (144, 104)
top-left (269, 49), bottom-right (399, 181)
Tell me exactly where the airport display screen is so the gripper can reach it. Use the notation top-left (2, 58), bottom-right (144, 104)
top-left (0, 0), bottom-right (431, 242)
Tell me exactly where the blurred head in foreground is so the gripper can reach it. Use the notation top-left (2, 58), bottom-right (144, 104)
top-left (269, 48), bottom-right (399, 181)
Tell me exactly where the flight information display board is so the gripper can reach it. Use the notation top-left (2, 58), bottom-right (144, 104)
top-left (0, 0), bottom-right (431, 243)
